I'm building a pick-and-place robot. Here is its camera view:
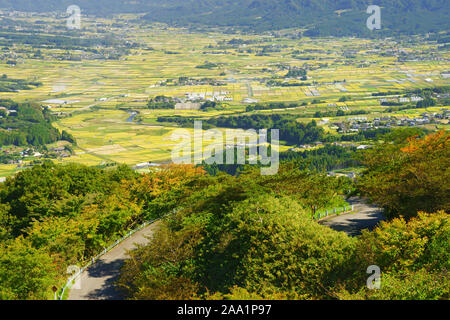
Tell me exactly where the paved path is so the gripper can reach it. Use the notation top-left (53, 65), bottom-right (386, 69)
top-left (68, 222), bottom-right (160, 300)
top-left (67, 198), bottom-right (381, 300)
top-left (320, 198), bottom-right (384, 236)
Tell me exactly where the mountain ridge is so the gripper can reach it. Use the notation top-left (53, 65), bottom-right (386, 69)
top-left (0, 0), bottom-right (448, 35)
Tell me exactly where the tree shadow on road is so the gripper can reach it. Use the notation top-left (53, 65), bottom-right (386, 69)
top-left (323, 210), bottom-right (385, 237)
top-left (85, 259), bottom-right (126, 300)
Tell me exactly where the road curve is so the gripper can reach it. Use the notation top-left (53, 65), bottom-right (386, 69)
top-left (320, 198), bottom-right (384, 236)
top-left (68, 198), bottom-right (381, 299)
top-left (68, 221), bottom-right (160, 300)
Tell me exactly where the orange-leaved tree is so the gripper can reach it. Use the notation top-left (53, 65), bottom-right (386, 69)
top-left (359, 130), bottom-right (449, 219)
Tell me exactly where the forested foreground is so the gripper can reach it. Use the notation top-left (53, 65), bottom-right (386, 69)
top-left (0, 131), bottom-right (448, 300)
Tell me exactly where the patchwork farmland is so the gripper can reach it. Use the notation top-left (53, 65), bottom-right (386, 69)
top-left (0, 12), bottom-right (448, 176)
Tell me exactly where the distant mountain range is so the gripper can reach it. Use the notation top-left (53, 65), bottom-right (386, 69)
top-left (0, 0), bottom-right (449, 36)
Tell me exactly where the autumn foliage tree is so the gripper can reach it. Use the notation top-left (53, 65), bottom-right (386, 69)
top-left (359, 130), bottom-right (449, 219)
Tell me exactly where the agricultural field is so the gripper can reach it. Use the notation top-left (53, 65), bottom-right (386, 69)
top-left (0, 11), bottom-right (448, 177)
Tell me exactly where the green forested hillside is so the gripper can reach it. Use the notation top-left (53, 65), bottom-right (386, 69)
top-left (142, 0), bottom-right (450, 35)
top-left (0, 100), bottom-right (74, 147)
top-left (0, 163), bottom-right (143, 299)
top-left (0, 131), bottom-right (448, 300)
top-left (0, 0), bottom-right (448, 35)
top-left (0, 162), bottom-right (349, 299)
top-left (116, 131), bottom-right (449, 300)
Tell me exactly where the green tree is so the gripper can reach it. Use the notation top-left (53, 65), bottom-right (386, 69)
top-left (358, 131), bottom-right (449, 219)
top-left (0, 239), bottom-right (57, 300)
top-left (335, 211), bottom-right (449, 300)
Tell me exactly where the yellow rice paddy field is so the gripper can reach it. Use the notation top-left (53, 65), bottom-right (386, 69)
top-left (0, 14), bottom-right (448, 174)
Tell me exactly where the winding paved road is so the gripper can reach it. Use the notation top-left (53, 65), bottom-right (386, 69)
top-left (68, 222), bottom-right (160, 300)
top-left (320, 197), bottom-right (384, 236)
top-left (68, 198), bottom-right (382, 300)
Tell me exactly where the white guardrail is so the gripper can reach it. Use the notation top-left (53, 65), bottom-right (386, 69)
top-left (57, 216), bottom-right (163, 300)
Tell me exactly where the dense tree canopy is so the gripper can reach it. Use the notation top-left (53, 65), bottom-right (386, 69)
top-left (0, 100), bottom-right (75, 147)
top-left (0, 163), bottom-right (208, 299)
top-left (335, 211), bottom-right (449, 300)
top-left (358, 130), bottom-right (449, 219)
top-left (118, 169), bottom-right (355, 299)
top-left (0, 126), bottom-right (448, 300)
top-left (158, 114), bottom-right (325, 146)
top-left (118, 166), bottom-right (449, 300)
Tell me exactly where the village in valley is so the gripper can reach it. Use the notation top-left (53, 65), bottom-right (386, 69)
top-left (0, 0), bottom-right (449, 303)
top-left (0, 9), bottom-right (448, 179)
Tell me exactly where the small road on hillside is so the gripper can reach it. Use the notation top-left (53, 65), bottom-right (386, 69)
top-left (68, 222), bottom-right (160, 300)
top-left (68, 198), bottom-right (382, 300)
top-left (320, 198), bottom-right (384, 236)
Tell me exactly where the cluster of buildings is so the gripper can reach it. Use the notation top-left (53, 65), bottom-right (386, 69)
top-left (165, 92), bottom-right (234, 110)
top-left (394, 111), bottom-right (450, 127)
top-left (4, 146), bottom-right (72, 162)
top-left (184, 92), bottom-right (233, 102)
top-left (288, 142), bottom-right (324, 152)
top-left (51, 51), bottom-right (123, 61)
top-left (379, 96), bottom-right (423, 104)
top-left (48, 146), bottom-right (71, 158)
top-left (159, 78), bottom-right (227, 87)
top-left (1, 147), bottom-right (42, 165)
top-left (334, 109), bottom-right (449, 133)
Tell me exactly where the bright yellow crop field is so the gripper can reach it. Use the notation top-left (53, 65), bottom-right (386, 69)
top-left (0, 14), bottom-right (448, 176)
